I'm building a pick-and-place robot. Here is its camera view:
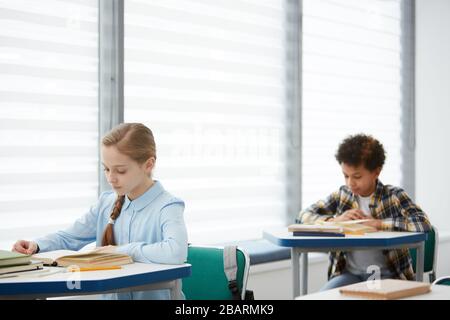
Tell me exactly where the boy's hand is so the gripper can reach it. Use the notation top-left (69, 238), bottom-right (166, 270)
top-left (331, 209), bottom-right (365, 222)
top-left (12, 240), bottom-right (38, 255)
top-left (361, 216), bottom-right (382, 230)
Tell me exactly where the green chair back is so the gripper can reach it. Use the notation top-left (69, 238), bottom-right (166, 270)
top-left (410, 226), bottom-right (437, 280)
top-left (433, 277), bottom-right (450, 286)
top-left (182, 245), bottom-right (249, 300)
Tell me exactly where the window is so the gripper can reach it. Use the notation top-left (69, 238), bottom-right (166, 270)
top-left (0, 0), bottom-right (99, 249)
top-left (124, 0), bottom-right (298, 244)
top-left (0, 0), bottom-right (415, 249)
top-left (301, 0), bottom-right (413, 206)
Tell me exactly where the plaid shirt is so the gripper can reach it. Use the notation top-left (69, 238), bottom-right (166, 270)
top-left (296, 180), bottom-right (432, 280)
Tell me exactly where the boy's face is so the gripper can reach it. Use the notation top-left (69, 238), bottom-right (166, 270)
top-left (341, 163), bottom-right (381, 197)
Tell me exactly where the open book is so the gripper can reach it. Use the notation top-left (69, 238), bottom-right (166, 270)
top-left (339, 279), bottom-right (431, 300)
top-left (32, 249), bottom-right (133, 268)
top-left (322, 219), bottom-right (378, 235)
top-left (288, 219), bottom-right (377, 237)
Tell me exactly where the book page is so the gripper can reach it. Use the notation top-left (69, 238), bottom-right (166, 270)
top-left (32, 248), bottom-right (133, 267)
top-left (291, 219), bottom-right (377, 235)
top-left (32, 250), bottom-right (78, 265)
top-left (319, 219), bottom-right (377, 234)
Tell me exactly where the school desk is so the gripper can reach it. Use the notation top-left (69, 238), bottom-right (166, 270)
top-left (296, 284), bottom-right (450, 300)
top-left (263, 228), bottom-right (426, 299)
top-left (0, 262), bottom-right (191, 299)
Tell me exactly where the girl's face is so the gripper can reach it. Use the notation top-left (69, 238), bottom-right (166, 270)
top-left (101, 145), bottom-right (155, 200)
top-left (341, 163), bottom-right (381, 197)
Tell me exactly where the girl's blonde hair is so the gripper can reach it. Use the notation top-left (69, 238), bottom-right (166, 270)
top-left (102, 122), bottom-right (156, 163)
top-left (101, 123), bottom-right (156, 246)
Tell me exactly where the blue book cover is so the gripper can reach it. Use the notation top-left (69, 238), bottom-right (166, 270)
top-left (292, 231), bottom-right (345, 237)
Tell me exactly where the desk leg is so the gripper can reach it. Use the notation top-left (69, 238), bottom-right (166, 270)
top-left (291, 248), bottom-right (300, 299)
top-left (170, 279), bottom-right (182, 300)
top-left (300, 252), bottom-right (308, 295)
top-left (416, 242), bottom-right (425, 282)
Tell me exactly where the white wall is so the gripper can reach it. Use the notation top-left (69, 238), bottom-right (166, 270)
top-left (416, 0), bottom-right (450, 232)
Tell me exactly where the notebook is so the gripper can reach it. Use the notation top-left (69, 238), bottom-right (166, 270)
top-left (0, 250), bottom-right (31, 267)
top-left (0, 260), bottom-right (44, 277)
top-left (339, 279), bottom-right (431, 300)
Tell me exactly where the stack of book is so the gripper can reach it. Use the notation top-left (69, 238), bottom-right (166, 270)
top-left (288, 224), bottom-right (346, 237)
top-left (288, 219), bottom-right (378, 237)
top-left (0, 250), bottom-right (44, 278)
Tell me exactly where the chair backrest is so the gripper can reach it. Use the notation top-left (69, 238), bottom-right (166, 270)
top-left (410, 226), bottom-right (438, 280)
top-left (182, 245), bottom-right (250, 300)
top-left (433, 276), bottom-right (450, 286)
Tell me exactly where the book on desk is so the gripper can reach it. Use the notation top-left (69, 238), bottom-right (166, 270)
top-left (0, 250), bottom-right (44, 277)
top-left (288, 219), bottom-right (377, 237)
top-left (0, 261), bottom-right (44, 278)
top-left (339, 279), bottom-right (431, 300)
top-left (32, 249), bottom-right (133, 268)
top-left (0, 249), bottom-right (32, 267)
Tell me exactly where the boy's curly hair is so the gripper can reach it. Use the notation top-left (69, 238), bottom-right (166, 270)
top-left (335, 134), bottom-right (386, 171)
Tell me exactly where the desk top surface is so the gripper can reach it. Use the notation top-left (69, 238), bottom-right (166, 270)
top-left (296, 284), bottom-right (450, 300)
top-left (263, 228), bottom-right (427, 248)
top-left (0, 262), bottom-right (191, 296)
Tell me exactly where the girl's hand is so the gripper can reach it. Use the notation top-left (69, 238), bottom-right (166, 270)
top-left (12, 240), bottom-right (38, 255)
top-left (330, 209), bottom-right (365, 222)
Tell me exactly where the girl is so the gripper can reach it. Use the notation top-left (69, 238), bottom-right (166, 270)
top-left (13, 123), bottom-right (188, 300)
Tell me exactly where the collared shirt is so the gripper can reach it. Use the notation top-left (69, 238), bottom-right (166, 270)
top-left (35, 180), bottom-right (188, 300)
top-left (296, 180), bottom-right (431, 280)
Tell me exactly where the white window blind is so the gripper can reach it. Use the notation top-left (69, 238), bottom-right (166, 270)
top-left (302, 0), bottom-right (410, 207)
top-left (0, 0), bottom-right (99, 249)
top-left (124, 0), bottom-right (295, 244)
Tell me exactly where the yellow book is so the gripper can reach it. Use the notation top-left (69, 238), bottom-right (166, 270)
top-left (32, 249), bottom-right (133, 268)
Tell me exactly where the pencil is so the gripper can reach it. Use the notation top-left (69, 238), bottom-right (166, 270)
top-left (68, 266), bottom-right (122, 272)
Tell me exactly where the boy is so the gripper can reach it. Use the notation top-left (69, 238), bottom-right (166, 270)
top-left (296, 134), bottom-right (431, 290)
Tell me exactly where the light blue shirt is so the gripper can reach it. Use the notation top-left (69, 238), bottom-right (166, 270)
top-left (35, 181), bottom-right (188, 300)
